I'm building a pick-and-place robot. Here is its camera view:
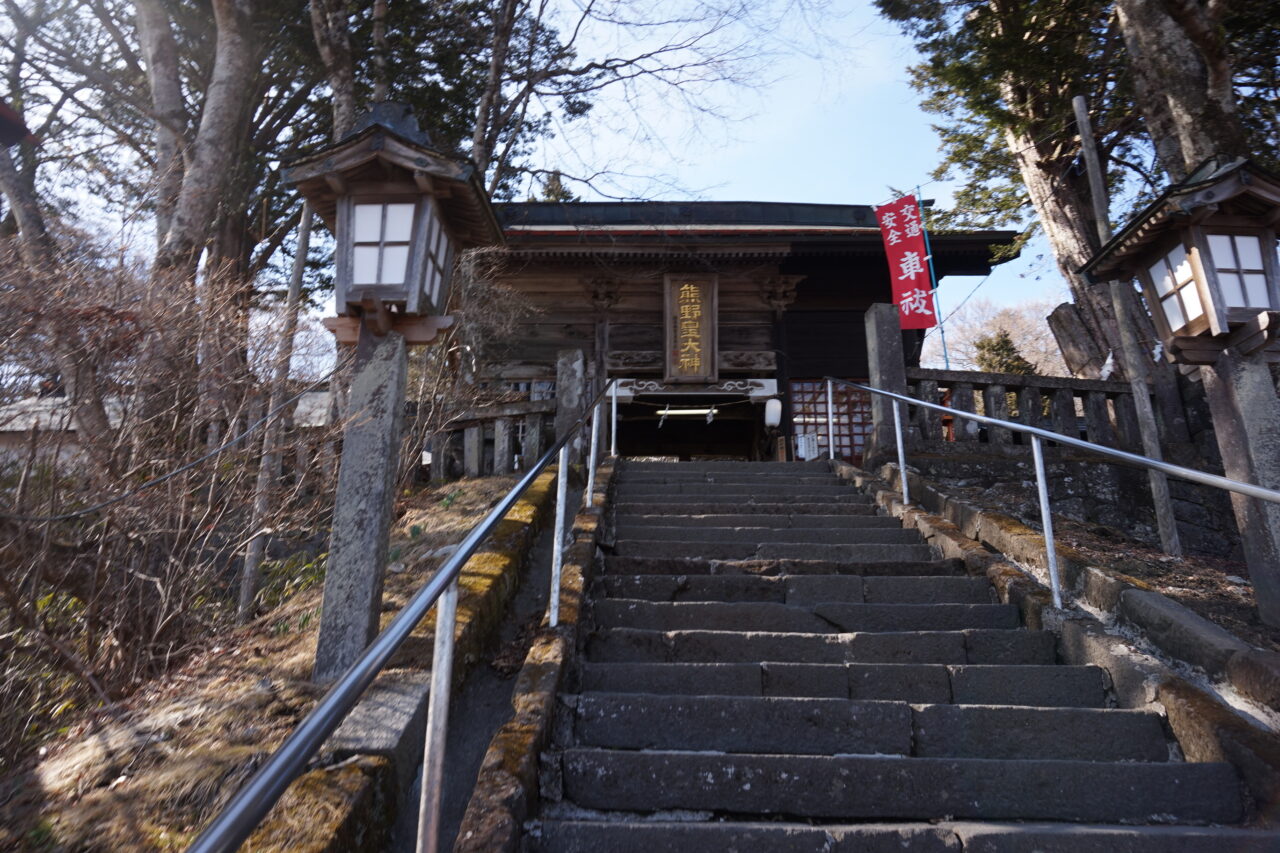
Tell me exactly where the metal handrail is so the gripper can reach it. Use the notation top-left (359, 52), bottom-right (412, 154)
top-left (825, 376), bottom-right (1280, 607)
top-left (188, 378), bottom-right (618, 853)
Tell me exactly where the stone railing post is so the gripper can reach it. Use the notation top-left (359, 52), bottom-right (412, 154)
top-left (864, 303), bottom-right (910, 469)
top-left (555, 349), bottom-right (586, 465)
top-left (493, 417), bottom-right (513, 474)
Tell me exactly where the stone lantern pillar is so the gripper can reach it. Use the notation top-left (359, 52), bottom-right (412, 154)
top-left (286, 103), bottom-right (503, 680)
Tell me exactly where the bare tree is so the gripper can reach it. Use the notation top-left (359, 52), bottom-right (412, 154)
top-left (922, 297), bottom-right (1071, 375)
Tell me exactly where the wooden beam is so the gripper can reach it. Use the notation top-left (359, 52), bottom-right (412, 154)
top-left (323, 314), bottom-right (454, 346)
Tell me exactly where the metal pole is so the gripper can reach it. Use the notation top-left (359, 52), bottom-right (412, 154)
top-left (610, 382), bottom-right (618, 457)
top-left (826, 379), bottom-right (836, 460)
top-left (1031, 435), bottom-right (1064, 609)
top-left (415, 577), bottom-right (458, 853)
top-left (549, 444), bottom-right (569, 627)
top-left (585, 402), bottom-right (601, 508)
top-left (892, 400), bottom-right (910, 506)
top-left (916, 187), bottom-right (950, 370)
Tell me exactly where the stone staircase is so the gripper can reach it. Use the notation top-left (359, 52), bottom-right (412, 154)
top-left (524, 461), bottom-right (1276, 851)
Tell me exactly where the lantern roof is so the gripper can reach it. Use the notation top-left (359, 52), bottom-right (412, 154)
top-left (284, 103), bottom-right (503, 248)
top-left (1083, 157), bottom-right (1280, 282)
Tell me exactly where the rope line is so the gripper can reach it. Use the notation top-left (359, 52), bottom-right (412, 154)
top-left (921, 272), bottom-right (994, 342)
top-left (0, 358), bottom-right (351, 524)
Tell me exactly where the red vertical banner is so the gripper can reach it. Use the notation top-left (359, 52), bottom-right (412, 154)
top-left (875, 195), bottom-right (937, 330)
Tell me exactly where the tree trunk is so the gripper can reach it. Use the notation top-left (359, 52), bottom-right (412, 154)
top-left (152, 0), bottom-right (258, 278)
top-left (471, 0), bottom-right (520, 177)
top-left (133, 0), bottom-right (186, 243)
top-left (309, 0), bottom-right (358, 141)
top-left (1114, 0), bottom-right (1246, 177)
top-left (1003, 124), bottom-right (1119, 377)
top-left (238, 204), bottom-right (313, 620)
top-left (0, 148), bottom-right (115, 465)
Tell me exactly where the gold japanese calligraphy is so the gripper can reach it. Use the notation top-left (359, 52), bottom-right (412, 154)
top-left (665, 275), bottom-right (717, 382)
top-left (678, 283), bottom-right (703, 372)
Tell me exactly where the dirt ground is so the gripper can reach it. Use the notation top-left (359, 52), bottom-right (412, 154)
top-left (0, 475), bottom-right (517, 852)
top-left (947, 478), bottom-right (1280, 653)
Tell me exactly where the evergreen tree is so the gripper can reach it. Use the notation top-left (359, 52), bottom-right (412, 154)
top-left (974, 329), bottom-right (1038, 375)
top-left (537, 171), bottom-right (580, 202)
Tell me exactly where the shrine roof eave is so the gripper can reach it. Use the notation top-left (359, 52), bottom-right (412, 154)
top-left (500, 227), bottom-right (1016, 248)
top-left (498, 230), bottom-right (1018, 275)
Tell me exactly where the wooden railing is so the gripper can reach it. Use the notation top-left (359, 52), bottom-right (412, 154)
top-left (904, 367), bottom-right (1142, 451)
top-left (431, 398), bottom-right (557, 479)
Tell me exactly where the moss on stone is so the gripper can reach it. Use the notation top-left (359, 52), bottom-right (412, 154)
top-left (246, 755), bottom-right (394, 853)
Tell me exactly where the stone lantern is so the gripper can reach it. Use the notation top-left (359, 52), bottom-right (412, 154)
top-left (1084, 157), bottom-right (1280, 626)
top-left (286, 104), bottom-right (504, 680)
top-left (1082, 157), bottom-right (1280, 365)
top-left (286, 102), bottom-right (502, 343)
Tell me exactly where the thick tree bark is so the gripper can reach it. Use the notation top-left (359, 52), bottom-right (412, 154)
top-left (152, 0), bottom-right (257, 278)
top-left (371, 0), bottom-right (389, 103)
top-left (1003, 123), bottom-right (1119, 377)
top-left (309, 0), bottom-right (358, 141)
top-left (1114, 0), bottom-right (1246, 178)
top-left (133, 0), bottom-right (185, 243)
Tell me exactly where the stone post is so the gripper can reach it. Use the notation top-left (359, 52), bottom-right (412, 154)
top-left (314, 327), bottom-right (407, 683)
top-left (1200, 349), bottom-right (1280, 626)
top-left (864, 303), bottom-right (909, 469)
top-left (428, 431), bottom-right (450, 484)
top-left (555, 349), bottom-right (586, 463)
top-left (493, 417), bottom-right (513, 474)
top-left (464, 425), bottom-right (483, 477)
top-left (522, 412), bottom-right (543, 468)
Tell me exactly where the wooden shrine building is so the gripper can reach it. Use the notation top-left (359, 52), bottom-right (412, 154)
top-left (487, 201), bottom-right (1017, 463)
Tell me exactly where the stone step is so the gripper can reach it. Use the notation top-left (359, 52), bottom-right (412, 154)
top-left (557, 749), bottom-right (1242, 824)
top-left (618, 474), bottom-right (843, 486)
top-left (622, 460), bottom-right (833, 473)
top-left (611, 541), bottom-right (936, 562)
top-left (571, 693), bottom-right (913, 756)
top-left (592, 600), bottom-right (1020, 633)
top-left (569, 694), bottom-right (1170, 762)
top-left (612, 526), bottom-right (923, 546)
top-left (618, 483), bottom-right (870, 498)
top-left (525, 820), bottom-right (1280, 853)
top-left (612, 500), bottom-right (881, 516)
top-left (598, 574), bottom-right (996, 605)
top-left (585, 628), bottom-right (1057, 666)
top-left (614, 514), bottom-right (900, 530)
top-left (602, 555), bottom-right (967, 578)
top-left (577, 662), bottom-right (1109, 707)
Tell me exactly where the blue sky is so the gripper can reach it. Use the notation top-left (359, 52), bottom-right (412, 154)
top-left (533, 1), bottom-right (1071, 312)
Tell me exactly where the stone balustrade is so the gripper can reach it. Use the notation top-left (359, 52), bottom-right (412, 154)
top-left (904, 367), bottom-right (1142, 452)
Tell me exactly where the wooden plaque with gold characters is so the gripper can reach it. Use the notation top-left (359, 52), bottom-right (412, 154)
top-left (664, 274), bottom-right (718, 383)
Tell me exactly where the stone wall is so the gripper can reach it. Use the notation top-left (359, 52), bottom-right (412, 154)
top-left (244, 470), bottom-right (559, 852)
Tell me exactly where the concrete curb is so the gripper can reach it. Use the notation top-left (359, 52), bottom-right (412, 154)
top-left (835, 460), bottom-right (1280, 817)
top-left (245, 470), bottom-right (559, 853)
top-left (454, 461), bottom-right (616, 853)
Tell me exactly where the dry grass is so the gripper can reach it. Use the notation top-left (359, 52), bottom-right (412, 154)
top-left (0, 475), bottom-right (518, 852)
top-left (947, 478), bottom-right (1280, 653)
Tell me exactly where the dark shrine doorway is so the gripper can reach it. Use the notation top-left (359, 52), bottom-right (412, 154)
top-left (614, 396), bottom-right (761, 460)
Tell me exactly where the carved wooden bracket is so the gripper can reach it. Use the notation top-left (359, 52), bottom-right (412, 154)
top-left (583, 276), bottom-right (622, 311)
top-left (760, 275), bottom-right (804, 314)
